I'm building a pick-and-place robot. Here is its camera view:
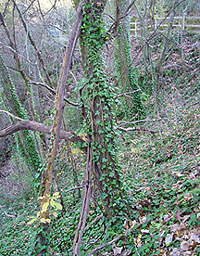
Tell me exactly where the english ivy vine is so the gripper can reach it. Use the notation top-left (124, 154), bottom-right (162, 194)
top-left (0, 54), bottom-right (41, 181)
top-left (80, 0), bottom-right (129, 218)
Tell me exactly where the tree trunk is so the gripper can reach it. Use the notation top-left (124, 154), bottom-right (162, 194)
top-left (115, 0), bottom-right (143, 119)
top-left (78, 0), bottom-right (128, 218)
top-left (36, 2), bottom-right (83, 254)
top-left (0, 54), bottom-right (41, 172)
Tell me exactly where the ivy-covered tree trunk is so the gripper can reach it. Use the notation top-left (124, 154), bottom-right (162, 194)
top-left (0, 54), bottom-right (41, 172)
top-left (72, 1), bottom-right (130, 254)
top-left (77, 0), bottom-right (128, 218)
top-left (115, 0), bottom-right (143, 119)
top-left (0, 10), bottom-right (43, 171)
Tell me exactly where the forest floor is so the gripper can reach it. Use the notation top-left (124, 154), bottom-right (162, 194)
top-left (0, 32), bottom-right (199, 255)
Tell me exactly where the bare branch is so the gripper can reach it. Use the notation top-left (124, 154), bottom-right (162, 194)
top-left (73, 142), bottom-right (92, 255)
top-left (88, 223), bottom-right (136, 256)
top-left (148, 0), bottom-right (187, 42)
top-left (0, 205), bottom-right (16, 219)
top-left (22, 0), bottom-right (37, 15)
top-left (109, 0), bottom-right (137, 35)
top-left (0, 109), bottom-right (24, 121)
top-left (3, 0), bottom-right (11, 17)
top-left (65, 186), bottom-right (83, 193)
top-left (0, 44), bottom-right (37, 66)
top-left (11, 0), bottom-right (54, 88)
top-left (0, 120), bottom-right (85, 145)
top-left (117, 89), bottom-right (141, 98)
top-left (29, 80), bottom-right (81, 107)
top-left (118, 127), bottom-right (157, 134)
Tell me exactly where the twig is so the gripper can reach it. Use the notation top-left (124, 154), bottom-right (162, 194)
top-left (85, 214), bottom-right (103, 232)
top-left (0, 109), bottom-right (24, 121)
top-left (0, 205), bottom-right (16, 218)
top-left (118, 117), bottom-right (168, 125)
top-left (65, 186), bottom-right (83, 193)
top-left (88, 223), bottom-right (136, 256)
top-left (117, 89), bottom-right (141, 98)
top-left (84, 214), bottom-right (105, 247)
top-left (0, 43), bottom-right (37, 66)
top-left (22, 0), bottom-right (37, 15)
top-left (109, 0), bottom-right (137, 35)
top-left (12, 0), bottom-right (55, 88)
top-left (147, 0), bottom-right (187, 42)
top-left (118, 127), bottom-right (157, 134)
top-left (29, 81), bottom-right (81, 107)
top-left (43, 0), bottom-right (57, 17)
top-left (3, 0), bottom-right (11, 17)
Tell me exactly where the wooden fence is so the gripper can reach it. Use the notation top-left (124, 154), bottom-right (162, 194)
top-left (130, 16), bottom-right (200, 36)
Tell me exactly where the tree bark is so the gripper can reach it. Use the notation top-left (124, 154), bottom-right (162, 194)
top-left (114, 0), bottom-right (143, 119)
top-left (78, 0), bottom-right (127, 218)
top-left (0, 54), bottom-right (41, 171)
top-left (36, 1), bottom-right (84, 254)
top-left (0, 119), bottom-right (85, 145)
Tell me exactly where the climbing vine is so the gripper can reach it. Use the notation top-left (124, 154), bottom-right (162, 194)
top-left (0, 55), bottom-right (41, 176)
top-left (114, 0), bottom-right (144, 119)
top-left (80, 0), bottom-right (129, 218)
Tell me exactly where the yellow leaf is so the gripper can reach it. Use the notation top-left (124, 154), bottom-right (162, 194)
top-left (40, 218), bottom-right (51, 224)
top-left (37, 212), bottom-right (40, 218)
top-left (53, 192), bottom-right (60, 197)
top-left (53, 211), bottom-right (58, 217)
top-left (27, 218), bottom-right (37, 225)
top-left (40, 218), bottom-right (47, 223)
top-left (54, 202), bottom-right (62, 210)
top-left (41, 202), bottom-right (49, 213)
top-left (50, 199), bottom-right (56, 207)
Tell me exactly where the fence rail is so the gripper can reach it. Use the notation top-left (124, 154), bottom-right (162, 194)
top-left (130, 16), bottom-right (200, 36)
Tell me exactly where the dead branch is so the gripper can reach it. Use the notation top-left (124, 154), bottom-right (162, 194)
top-left (12, 0), bottom-right (54, 88)
top-left (37, 2), bottom-right (84, 251)
top-left (118, 127), bottom-right (157, 134)
top-left (22, 0), bottom-right (37, 15)
top-left (84, 214), bottom-right (105, 247)
top-left (65, 186), bottom-right (83, 193)
top-left (30, 81), bottom-right (80, 107)
top-left (117, 89), bottom-right (141, 98)
top-left (0, 205), bottom-right (16, 218)
top-left (88, 223), bottom-right (136, 256)
top-left (2, 0), bottom-right (11, 17)
top-left (72, 142), bottom-right (92, 256)
top-left (0, 120), bottom-right (85, 145)
top-left (0, 109), bottom-right (24, 121)
top-left (109, 0), bottom-right (137, 36)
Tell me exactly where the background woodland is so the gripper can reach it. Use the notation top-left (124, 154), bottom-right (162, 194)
top-left (0, 0), bottom-right (200, 255)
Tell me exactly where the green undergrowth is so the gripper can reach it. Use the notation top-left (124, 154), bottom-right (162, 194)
top-left (0, 103), bottom-right (199, 255)
top-left (119, 103), bottom-right (200, 255)
top-left (0, 32), bottom-right (200, 256)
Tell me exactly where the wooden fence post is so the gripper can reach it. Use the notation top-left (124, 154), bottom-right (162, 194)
top-left (182, 13), bottom-right (186, 30)
top-left (135, 20), bottom-right (137, 36)
top-left (155, 17), bottom-right (157, 30)
top-left (130, 16), bottom-right (200, 36)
